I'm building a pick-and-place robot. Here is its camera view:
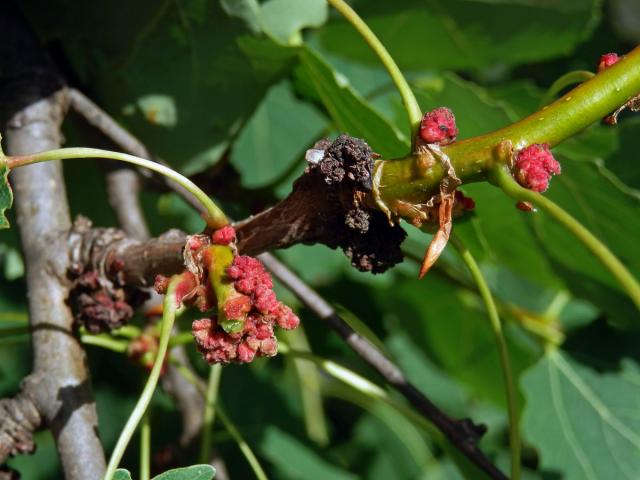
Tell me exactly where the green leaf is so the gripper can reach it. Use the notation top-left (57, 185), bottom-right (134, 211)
top-left (380, 271), bottom-right (538, 406)
top-left (21, 0), bottom-right (295, 176)
top-left (606, 117), bottom-right (640, 192)
top-left (534, 158), bottom-right (640, 328)
top-left (261, 427), bottom-right (357, 480)
top-left (221, 0), bottom-right (261, 33)
top-left (132, 94), bottom-right (178, 128)
top-left (113, 470), bottom-right (132, 480)
top-left (522, 349), bottom-right (640, 480)
top-left (260, 0), bottom-right (328, 45)
top-left (231, 80), bottom-right (326, 188)
top-left (296, 47), bottom-right (409, 158)
top-left (0, 161), bottom-right (12, 230)
top-left (315, 0), bottom-right (600, 70)
top-left (152, 464), bottom-right (216, 480)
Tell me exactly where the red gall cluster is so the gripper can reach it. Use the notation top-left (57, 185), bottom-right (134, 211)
top-left (191, 229), bottom-right (299, 364)
top-left (419, 107), bottom-right (458, 145)
top-left (71, 270), bottom-right (134, 333)
top-left (597, 52), bottom-right (619, 72)
top-left (513, 143), bottom-right (561, 193)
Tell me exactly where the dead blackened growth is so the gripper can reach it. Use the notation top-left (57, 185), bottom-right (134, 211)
top-left (235, 135), bottom-right (405, 273)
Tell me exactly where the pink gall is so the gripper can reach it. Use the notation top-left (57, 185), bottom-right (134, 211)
top-left (513, 144), bottom-right (561, 192)
top-left (212, 225), bottom-right (236, 245)
top-left (419, 107), bottom-right (458, 145)
top-left (237, 341), bottom-right (257, 363)
top-left (274, 304), bottom-right (300, 330)
top-left (598, 53), bottom-right (619, 72)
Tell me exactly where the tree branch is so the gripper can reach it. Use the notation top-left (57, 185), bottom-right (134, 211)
top-left (64, 91), bottom-right (506, 479)
top-left (0, 4), bottom-right (105, 478)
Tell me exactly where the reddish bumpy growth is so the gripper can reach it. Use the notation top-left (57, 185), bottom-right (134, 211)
top-left (597, 53), bottom-right (619, 72)
top-left (192, 252), bottom-right (299, 364)
top-left (212, 225), bottom-right (236, 245)
top-left (419, 107), bottom-right (458, 145)
top-left (513, 144), bottom-right (561, 192)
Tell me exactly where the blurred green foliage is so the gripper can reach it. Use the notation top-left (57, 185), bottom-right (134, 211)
top-left (2, 0), bottom-right (639, 478)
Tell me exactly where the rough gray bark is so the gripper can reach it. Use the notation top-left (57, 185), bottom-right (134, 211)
top-left (0, 3), bottom-right (105, 478)
top-left (7, 92), bottom-right (106, 480)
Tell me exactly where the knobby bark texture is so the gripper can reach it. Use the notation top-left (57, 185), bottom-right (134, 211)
top-left (0, 3), bottom-right (105, 478)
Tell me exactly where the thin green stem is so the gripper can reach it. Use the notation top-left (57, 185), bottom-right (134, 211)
top-left (7, 147), bottom-right (227, 228)
top-left (450, 235), bottom-right (521, 480)
top-left (403, 248), bottom-right (564, 345)
top-left (540, 70), bottom-right (595, 108)
top-left (140, 411), bottom-right (151, 480)
top-left (491, 166), bottom-right (640, 311)
top-left (0, 326), bottom-right (30, 338)
top-left (174, 363), bottom-right (269, 480)
top-left (326, 0), bottom-right (422, 130)
top-left (168, 330), bottom-right (194, 348)
top-left (217, 406), bottom-right (269, 480)
top-left (199, 364), bottom-right (222, 464)
top-left (104, 274), bottom-right (182, 480)
top-left (378, 46), bottom-right (640, 205)
top-left (112, 325), bottom-right (142, 340)
top-left (278, 344), bottom-right (438, 438)
top-left (81, 334), bottom-right (128, 353)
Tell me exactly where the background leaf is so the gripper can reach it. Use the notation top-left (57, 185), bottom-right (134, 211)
top-left (153, 464), bottom-right (216, 480)
top-left (315, 0), bottom-right (600, 71)
top-left (296, 46), bottom-right (409, 158)
top-left (522, 349), bottom-right (640, 480)
top-left (259, 0), bottom-right (328, 45)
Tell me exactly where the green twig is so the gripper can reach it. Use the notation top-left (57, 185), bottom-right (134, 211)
top-left (450, 235), bottom-right (521, 480)
top-left (378, 46), bottom-right (640, 206)
top-left (278, 344), bottom-right (438, 438)
top-left (174, 363), bottom-right (269, 480)
top-left (199, 364), bottom-right (222, 464)
top-left (217, 406), bottom-right (269, 480)
top-left (7, 147), bottom-right (227, 228)
top-left (81, 333), bottom-right (128, 353)
top-left (491, 166), bottom-right (640, 311)
top-left (169, 330), bottom-right (195, 348)
top-left (540, 70), bottom-right (595, 108)
top-left (326, 0), bottom-right (422, 130)
top-left (0, 326), bottom-right (30, 338)
top-left (140, 411), bottom-right (151, 480)
top-left (104, 274), bottom-right (183, 480)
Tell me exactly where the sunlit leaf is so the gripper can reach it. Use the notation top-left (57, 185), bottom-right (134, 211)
top-left (522, 350), bottom-right (640, 480)
top-left (316, 0), bottom-right (600, 70)
top-left (260, 0), bottom-right (328, 45)
top-left (296, 47), bottom-right (409, 158)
